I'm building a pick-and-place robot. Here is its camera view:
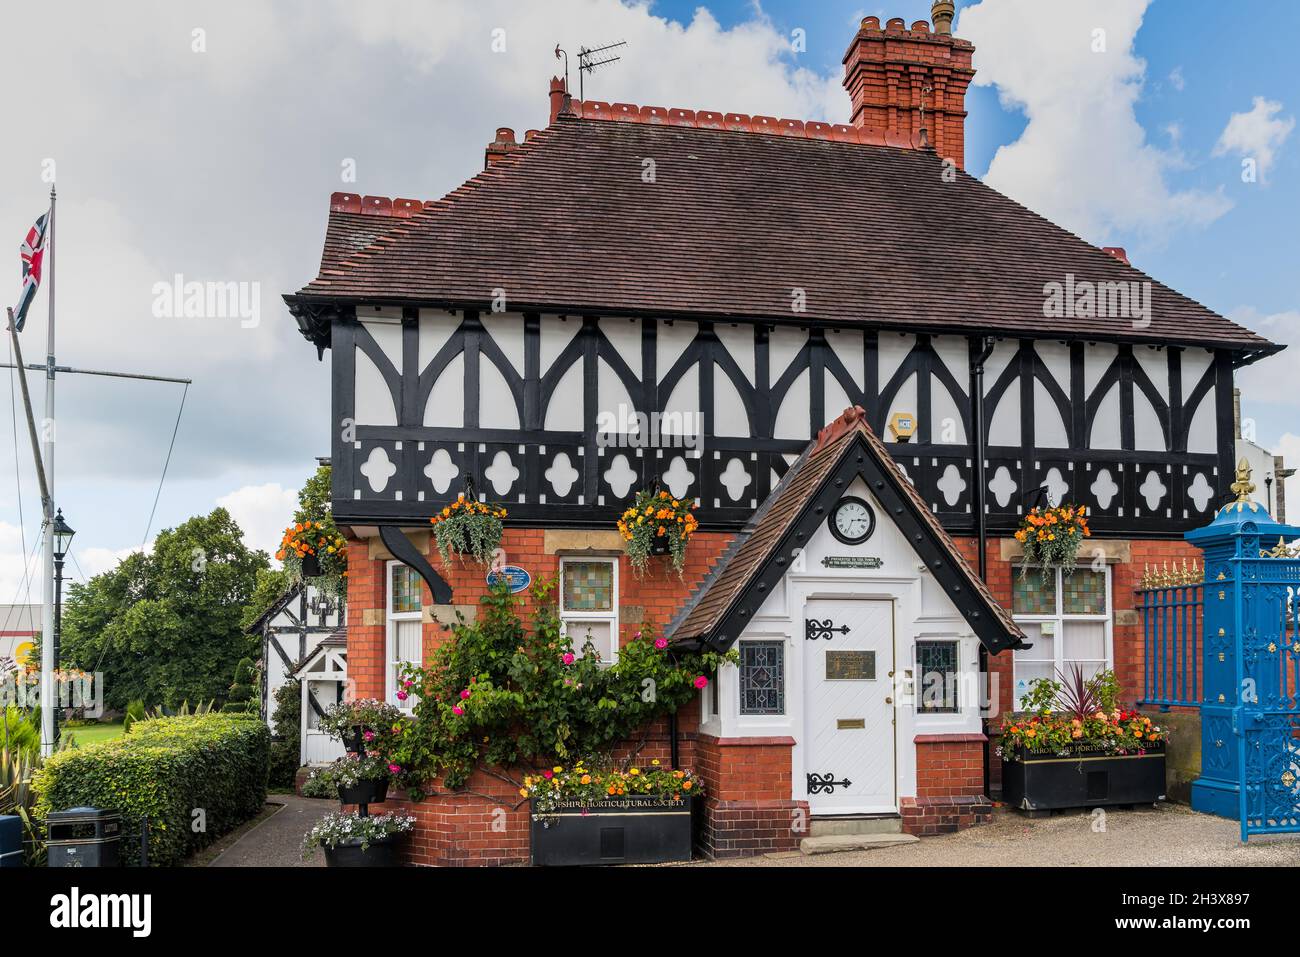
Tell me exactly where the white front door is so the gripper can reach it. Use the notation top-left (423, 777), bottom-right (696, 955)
top-left (802, 598), bottom-right (896, 814)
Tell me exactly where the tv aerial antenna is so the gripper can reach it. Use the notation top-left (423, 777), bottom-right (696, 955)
top-left (555, 40), bottom-right (627, 101)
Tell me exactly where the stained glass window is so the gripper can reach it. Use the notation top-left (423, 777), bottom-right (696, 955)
top-left (1012, 573), bottom-right (1056, 616)
top-left (562, 561), bottom-right (614, 612)
top-left (740, 641), bottom-right (784, 715)
top-left (390, 563), bottom-right (422, 614)
top-left (916, 640), bottom-right (959, 714)
top-left (1062, 569), bottom-right (1107, 615)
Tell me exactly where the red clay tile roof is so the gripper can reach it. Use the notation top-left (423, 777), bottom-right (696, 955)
top-left (668, 406), bottom-right (1025, 653)
top-left (294, 111), bottom-right (1274, 353)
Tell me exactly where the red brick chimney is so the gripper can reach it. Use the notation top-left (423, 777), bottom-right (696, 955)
top-left (484, 127), bottom-right (520, 169)
top-left (842, 1), bottom-right (975, 167)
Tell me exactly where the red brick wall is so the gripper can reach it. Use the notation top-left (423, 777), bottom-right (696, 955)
top-left (343, 529), bottom-right (1198, 857)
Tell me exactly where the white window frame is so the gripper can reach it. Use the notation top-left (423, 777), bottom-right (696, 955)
top-left (1011, 565), bottom-right (1113, 710)
top-left (386, 560), bottom-right (423, 709)
top-left (559, 556), bottom-right (620, 665)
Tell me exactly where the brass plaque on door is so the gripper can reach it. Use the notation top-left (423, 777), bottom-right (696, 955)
top-left (826, 650), bottom-right (875, 680)
top-left (836, 718), bottom-right (866, 730)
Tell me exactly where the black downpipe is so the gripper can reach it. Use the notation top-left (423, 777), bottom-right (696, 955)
top-left (969, 336), bottom-right (995, 801)
top-left (669, 710), bottom-right (680, 770)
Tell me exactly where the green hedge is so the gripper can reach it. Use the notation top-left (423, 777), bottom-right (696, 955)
top-left (34, 713), bottom-right (270, 866)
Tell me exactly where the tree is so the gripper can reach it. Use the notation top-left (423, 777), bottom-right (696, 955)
top-left (241, 566), bottom-right (291, 632)
top-left (59, 508), bottom-right (270, 711)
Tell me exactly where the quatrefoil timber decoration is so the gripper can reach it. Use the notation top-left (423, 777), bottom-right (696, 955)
top-left (805, 619), bottom-right (851, 641)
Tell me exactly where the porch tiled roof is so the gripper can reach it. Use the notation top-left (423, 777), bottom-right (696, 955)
top-left (293, 112), bottom-right (1275, 353)
top-left (668, 407), bottom-right (1025, 653)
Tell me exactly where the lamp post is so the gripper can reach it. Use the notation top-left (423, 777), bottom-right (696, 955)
top-left (50, 508), bottom-right (75, 747)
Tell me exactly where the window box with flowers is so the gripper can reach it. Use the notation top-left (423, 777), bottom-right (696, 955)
top-left (1013, 504), bottom-right (1090, 579)
top-left (617, 488), bottom-right (699, 575)
top-left (998, 667), bottom-right (1167, 814)
top-left (522, 762), bottom-right (701, 866)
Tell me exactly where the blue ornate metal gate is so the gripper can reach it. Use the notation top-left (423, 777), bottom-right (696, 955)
top-left (1186, 462), bottom-right (1300, 841)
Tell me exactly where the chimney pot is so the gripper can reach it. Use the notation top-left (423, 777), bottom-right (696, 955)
top-left (932, 0), bottom-right (955, 35)
top-left (1101, 246), bottom-right (1130, 265)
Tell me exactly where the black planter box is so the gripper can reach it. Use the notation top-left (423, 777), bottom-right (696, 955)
top-left (1002, 745), bottom-right (1166, 813)
top-left (530, 796), bottom-right (694, 866)
top-left (322, 835), bottom-right (400, 867)
top-left (337, 779), bottom-right (389, 806)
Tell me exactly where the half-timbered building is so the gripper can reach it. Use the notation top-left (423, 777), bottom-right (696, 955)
top-left (284, 5), bottom-right (1282, 863)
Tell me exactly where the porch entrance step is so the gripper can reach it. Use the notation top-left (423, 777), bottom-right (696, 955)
top-left (799, 833), bottom-right (919, 855)
top-left (808, 814), bottom-right (902, 837)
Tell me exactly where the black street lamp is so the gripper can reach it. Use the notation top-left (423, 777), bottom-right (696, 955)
top-left (51, 508), bottom-right (75, 745)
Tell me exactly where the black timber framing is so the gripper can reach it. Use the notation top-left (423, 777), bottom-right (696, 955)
top-left (325, 304), bottom-right (1248, 539)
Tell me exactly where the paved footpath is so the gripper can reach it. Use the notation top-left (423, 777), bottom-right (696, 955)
top-left (209, 795), bottom-right (335, 867)
top-left (698, 803), bottom-right (1300, 867)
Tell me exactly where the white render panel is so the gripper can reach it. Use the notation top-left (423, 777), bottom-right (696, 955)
top-left (354, 348), bottom-right (398, 427)
top-left (1033, 379), bottom-right (1069, 448)
top-left (1036, 340), bottom-right (1071, 389)
top-left (885, 372), bottom-right (918, 432)
top-left (418, 309), bottom-right (457, 371)
top-left (1135, 346), bottom-right (1169, 400)
top-left (1134, 389), bottom-right (1166, 451)
top-left (714, 370), bottom-right (750, 437)
top-left (481, 311), bottom-right (525, 375)
top-left (656, 321), bottom-right (697, 381)
top-left (988, 380), bottom-right (1020, 446)
top-left (539, 315), bottom-right (580, 374)
top-left (714, 323), bottom-right (756, 384)
top-left (1187, 389), bottom-right (1217, 454)
top-left (878, 332), bottom-right (913, 385)
top-left (544, 359), bottom-right (584, 432)
top-left (1083, 342), bottom-right (1118, 395)
top-left (827, 328), bottom-right (864, 389)
top-left (601, 317), bottom-right (642, 372)
top-left (662, 365), bottom-right (701, 437)
top-left (598, 357), bottom-right (638, 432)
top-left (479, 359), bottom-right (520, 430)
top-left (769, 325), bottom-right (808, 380)
top-left (825, 376), bottom-right (855, 428)
top-left (932, 335), bottom-right (968, 390)
top-left (424, 352), bottom-right (464, 427)
top-left (1091, 384), bottom-right (1122, 448)
top-left (931, 380), bottom-right (966, 445)
top-left (363, 318), bottom-right (404, 371)
top-left (774, 369), bottom-right (811, 440)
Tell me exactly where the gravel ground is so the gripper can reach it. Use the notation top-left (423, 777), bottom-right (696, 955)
top-left (207, 795), bottom-right (335, 867)
top-left (696, 803), bottom-right (1300, 867)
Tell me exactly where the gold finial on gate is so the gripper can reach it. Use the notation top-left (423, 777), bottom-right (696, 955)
top-left (1223, 458), bottom-right (1259, 514)
top-left (1140, 562), bottom-right (1152, 590)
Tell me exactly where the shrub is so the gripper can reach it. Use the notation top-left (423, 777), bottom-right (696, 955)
top-left (1, 707), bottom-right (41, 758)
top-left (268, 679), bottom-right (301, 789)
top-left (300, 766), bottom-right (334, 799)
top-left (34, 712), bottom-right (270, 866)
top-left (222, 658), bottom-right (256, 713)
top-left (122, 699), bottom-right (147, 735)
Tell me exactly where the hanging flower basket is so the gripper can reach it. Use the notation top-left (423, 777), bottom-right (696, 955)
top-left (430, 492), bottom-right (507, 566)
top-left (277, 519), bottom-right (347, 587)
top-left (1013, 504), bottom-right (1089, 579)
top-left (618, 488), bottom-right (698, 575)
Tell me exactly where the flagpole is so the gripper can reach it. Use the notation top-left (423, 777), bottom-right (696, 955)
top-left (39, 185), bottom-right (56, 756)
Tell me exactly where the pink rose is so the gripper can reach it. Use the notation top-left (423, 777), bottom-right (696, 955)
top-left (460, 689), bottom-right (471, 700)
top-left (395, 690), bottom-right (408, 701)
top-left (388, 763), bottom-right (401, 774)
top-left (363, 730), bottom-right (375, 741)
top-left (543, 770), bottom-right (553, 779)
top-left (654, 638), bottom-right (668, 651)
top-left (562, 652), bottom-right (575, 665)
top-left (694, 675), bottom-right (708, 689)
top-left (452, 705), bottom-right (464, 716)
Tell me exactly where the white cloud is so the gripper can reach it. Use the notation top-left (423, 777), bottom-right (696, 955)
top-left (216, 483), bottom-right (297, 559)
top-left (1273, 433), bottom-right (1300, 524)
top-left (1232, 308), bottom-right (1300, 406)
top-left (958, 0), bottom-right (1231, 242)
top-left (1213, 96), bottom-right (1294, 182)
top-left (77, 544), bottom-right (147, 580)
top-left (1168, 66), bottom-right (1184, 92)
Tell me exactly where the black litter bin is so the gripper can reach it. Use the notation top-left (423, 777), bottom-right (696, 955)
top-left (0, 815), bottom-right (21, 867)
top-left (46, 807), bottom-right (121, 867)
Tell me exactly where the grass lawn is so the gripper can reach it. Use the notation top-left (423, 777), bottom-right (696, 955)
top-left (63, 721), bottom-right (125, 747)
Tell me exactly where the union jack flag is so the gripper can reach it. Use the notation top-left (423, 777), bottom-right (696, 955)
top-left (12, 212), bottom-right (48, 332)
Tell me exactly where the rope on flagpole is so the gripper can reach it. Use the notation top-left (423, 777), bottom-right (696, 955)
top-left (140, 380), bottom-right (189, 549)
top-left (6, 309), bottom-right (50, 510)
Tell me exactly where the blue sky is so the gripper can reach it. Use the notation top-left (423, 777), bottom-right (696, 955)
top-left (0, 0), bottom-right (1293, 601)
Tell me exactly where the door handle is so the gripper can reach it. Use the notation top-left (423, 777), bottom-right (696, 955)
top-left (884, 696), bottom-right (892, 705)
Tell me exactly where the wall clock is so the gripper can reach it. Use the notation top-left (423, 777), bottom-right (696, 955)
top-left (829, 496), bottom-right (876, 546)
